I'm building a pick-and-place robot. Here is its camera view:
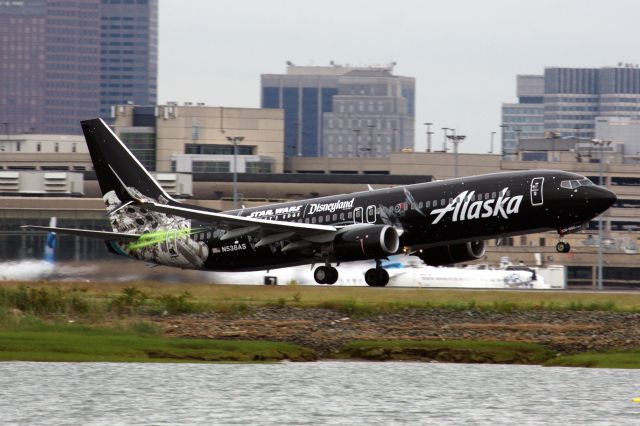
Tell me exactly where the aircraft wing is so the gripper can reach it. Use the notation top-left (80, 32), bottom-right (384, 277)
top-left (21, 226), bottom-right (141, 242)
top-left (139, 201), bottom-right (338, 244)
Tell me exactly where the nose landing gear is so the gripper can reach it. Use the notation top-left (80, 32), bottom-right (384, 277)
top-left (314, 265), bottom-right (338, 285)
top-left (365, 260), bottom-right (390, 287)
top-left (555, 240), bottom-right (571, 253)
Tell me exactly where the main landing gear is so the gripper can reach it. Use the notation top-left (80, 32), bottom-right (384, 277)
top-left (365, 260), bottom-right (389, 287)
top-left (314, 265), bottom-right (338, 285)
top-left (555, 241), bottom-right (571, 253)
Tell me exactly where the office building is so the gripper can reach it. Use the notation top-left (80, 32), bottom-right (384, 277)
top-left (99, 0), bottom-right (158, 120)
top-left (261, 63), bottom-right (415, 157)
top-left (501, 75), bottom-right (545, 158)
top-left (502, 66), bottom-right (640, 158)
top-left (0, 0), bottom-right (101, 135)
top-left (0, 0), bottom-right (157, 135)
top-left (113, 104), bottom-right (285, 173)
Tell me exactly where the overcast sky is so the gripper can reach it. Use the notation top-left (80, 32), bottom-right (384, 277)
top-left (158, 0), bottom-right (639, 153)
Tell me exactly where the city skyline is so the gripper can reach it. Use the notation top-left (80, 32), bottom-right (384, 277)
top-left (158, 0), bottom-right (640, 153)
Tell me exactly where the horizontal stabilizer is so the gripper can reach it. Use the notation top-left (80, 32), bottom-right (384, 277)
top-left (22, 226), bottom-right (140, 242)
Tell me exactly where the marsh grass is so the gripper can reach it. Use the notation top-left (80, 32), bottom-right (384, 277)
top-left (0, 321), bottom-right (316, 363)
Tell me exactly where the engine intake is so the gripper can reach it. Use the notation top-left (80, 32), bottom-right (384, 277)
top-left (333, 225), bottom-right (400, 261)
top-left (417, 240), bottom-right (486, 266)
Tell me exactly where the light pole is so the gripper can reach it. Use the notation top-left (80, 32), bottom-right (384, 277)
top-left (226, 136), bottom-right (244, 210)
top-left (591, 139), bottom-right (611, 290)
top-left (490, 131), bottom-right (496, 154)
top-left (499, 124), bottom-right (507, 159)
top-left (441, 127), bottom-right (450, 151)
top-left (447, 134), bottom-right (466, 178)
top-left (514, 128), bottom-right (522, 160)
top-left (424, 122), bottom-right (433, 152)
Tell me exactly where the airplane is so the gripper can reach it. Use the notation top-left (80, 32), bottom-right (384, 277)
top-left (22, 118), bottom-right (617, 287)
top-left (1, 218), bottom-right (56, 281)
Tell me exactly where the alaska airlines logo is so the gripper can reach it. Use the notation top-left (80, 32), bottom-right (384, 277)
top-left (308, 198), bottom-right (355, 215)
top-left (430, 188), bottom-right (523, 225)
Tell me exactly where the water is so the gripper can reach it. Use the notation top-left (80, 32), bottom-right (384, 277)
top-left (0, 362), bottom-right (638, 425)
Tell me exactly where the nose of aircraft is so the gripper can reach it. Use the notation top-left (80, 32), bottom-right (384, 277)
top-left (591, 186), bottom-right (617, 215)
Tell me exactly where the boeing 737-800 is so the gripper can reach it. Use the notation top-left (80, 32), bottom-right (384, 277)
top-left (23, 119), bottom-right (616, 287)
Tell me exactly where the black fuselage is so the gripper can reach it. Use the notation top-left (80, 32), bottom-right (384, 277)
top-left (192, 169), bottom-right (616, 271)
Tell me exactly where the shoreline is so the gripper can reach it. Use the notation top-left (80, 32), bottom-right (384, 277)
top-left (1, 281), bottom-right (640, 368)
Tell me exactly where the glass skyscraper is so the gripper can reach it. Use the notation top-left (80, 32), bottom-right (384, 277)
top-left (261, 64), bottom-right (415, 158)
top-left (99, 0), bottom-right (158, 121)
top-left (0, 0), bottom-right (157, 135)
top-left (501, 66), bottom-right (640, 158)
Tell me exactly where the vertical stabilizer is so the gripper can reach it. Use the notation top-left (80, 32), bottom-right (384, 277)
top-left (81, 118), bottom-right (175, 203)
top-left (44, 217), bottom-right (57, 263)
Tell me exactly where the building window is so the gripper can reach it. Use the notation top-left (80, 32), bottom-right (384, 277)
top-left (185, 144), bottom-right (254, 155)
top-left (245, 161), bottom-right (272, 174)
top-left (121, 133), bottom-right (156, 171)
top-left (192, 161), bottom-right (230, 173)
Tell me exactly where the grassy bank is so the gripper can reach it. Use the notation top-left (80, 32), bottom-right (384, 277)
top-left (1, 281), bottom-right (640, 318)
top-left (0, 318), bottom-right (639, 367)
top-left (2, 282), bottom-right (640, 367)
top-left (338, 340), bottom-right (554, 364)
top-left (0, 321), bottom-right (316, 363)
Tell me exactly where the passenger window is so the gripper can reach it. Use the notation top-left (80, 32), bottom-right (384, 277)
top-left (332, 213), bottom-right (337, 221)
top-left (418, 201), bottom-right (423, 208)
top-left (319, 216), bottom-right (323, 223)
top-left (441, 199), bottom-right (445, 206)
top-left (425, 200), bottom-right (431, 208)
top-left (339, 212), bottom-right (344, 220)
top-left (348, 211), bottom-right (353, 219)
top-left (311, 217), bottom-right (316, 224)
top-left (305, 218), bottom-right (309, 223)
top-left (491, 192), bottom-right (496, 198)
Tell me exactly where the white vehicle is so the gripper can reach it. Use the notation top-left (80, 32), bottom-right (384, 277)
top-left (210, 256), bottom-right (551, 289)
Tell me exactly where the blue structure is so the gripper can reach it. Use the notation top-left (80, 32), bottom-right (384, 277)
top-left (99, 0), bottom-right (158, 122)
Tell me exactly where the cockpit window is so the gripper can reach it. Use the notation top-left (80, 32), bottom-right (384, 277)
top-left (560, 178), bottom-right (595, 189)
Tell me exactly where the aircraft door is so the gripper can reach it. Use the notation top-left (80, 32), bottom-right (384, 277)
top-left (530, 177), bottom-right (544, 206)
top-left (366, 205), bottom-right (376, 223)
top-left (354, 207), bottom-right (363, 224)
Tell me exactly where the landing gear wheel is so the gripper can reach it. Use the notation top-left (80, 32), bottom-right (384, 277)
top-left (555, 242), bottom-right (571, 253)
top-left (365, 268), bottom-right (389, 287)
top-left (314, 266), bottom-right (339, 285)
top-left (314, 266), bottom-right (329, 284)
top-left (325, 267), bottom-right (339, 285)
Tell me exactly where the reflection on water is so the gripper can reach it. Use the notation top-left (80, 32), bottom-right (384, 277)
top-left (0, 362), bottom-right (638, 425)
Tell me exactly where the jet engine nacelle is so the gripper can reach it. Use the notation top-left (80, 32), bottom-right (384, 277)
top-left (417, 240), bottom-right (486, 266)
top-left (333, 225), bottom-right (400, 261)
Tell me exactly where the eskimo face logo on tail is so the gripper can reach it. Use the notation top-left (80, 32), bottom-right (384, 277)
top-left (430, 188), bottom-right (523, 225)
